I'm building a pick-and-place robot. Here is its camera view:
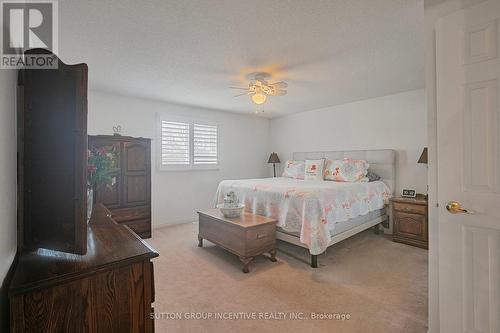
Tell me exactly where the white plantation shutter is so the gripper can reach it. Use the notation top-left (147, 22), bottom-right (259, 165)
top-left (193, 124), bottom-right (218, 165)
top-left (160, 121), bottom-right (190, 166)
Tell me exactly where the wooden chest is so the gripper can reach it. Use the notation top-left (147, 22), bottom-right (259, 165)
top-left (197, 209), bottom-right (277, 273)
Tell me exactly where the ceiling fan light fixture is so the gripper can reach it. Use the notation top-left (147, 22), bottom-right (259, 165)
top-left (251, 93), bottom-right (267, 105)
top-left (230, 72), bottom-right (286, 109)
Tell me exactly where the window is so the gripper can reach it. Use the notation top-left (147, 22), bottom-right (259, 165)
top-left (193, 124), bottom-right (218, 165)
top-left (159, 118), bottom-right (218, 170)
top-left (160, 121), bottom-right (190, 166)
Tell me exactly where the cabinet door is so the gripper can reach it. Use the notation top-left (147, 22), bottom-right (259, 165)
top-left (394, 211), bottom-right (427, 241)
top-left (19, 52), bottom-right (88, 255)
top-left (88, 137), bottom-right (121, 208)
top-left (123, 141), bottom-right (151, 207)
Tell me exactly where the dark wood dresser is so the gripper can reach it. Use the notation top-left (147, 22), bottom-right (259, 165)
top-left (390, 195), bottom-right (428, 249)
top-left (9, 205), bottom-right (158, 333)
top-left (88, 135), bottom-right (152, 238)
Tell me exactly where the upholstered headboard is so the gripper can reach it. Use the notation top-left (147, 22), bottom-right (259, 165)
top-left (292, 149), bottom-right (396, 194)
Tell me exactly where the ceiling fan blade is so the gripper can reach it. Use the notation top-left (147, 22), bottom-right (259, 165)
top-left (269, 81), bottom-right (288, 89)
top-left (271, 89), bottom-right (287, 96)
top-left (234, 92), bottom-right (250, 97)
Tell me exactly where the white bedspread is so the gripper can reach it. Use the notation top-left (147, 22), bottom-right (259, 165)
top-left (216, 177), bottom-right (392, 255)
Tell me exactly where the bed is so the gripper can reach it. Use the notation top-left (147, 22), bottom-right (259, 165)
top-left (216, 149), bottom-right (396, 267)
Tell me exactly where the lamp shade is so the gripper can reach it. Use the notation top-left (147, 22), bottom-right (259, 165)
top-left (268, 152), bottom-right (280, 164)
top-left (418, 147), bottom-right (428, 164)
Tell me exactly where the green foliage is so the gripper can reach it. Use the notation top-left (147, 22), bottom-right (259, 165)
top-left (87, 146), bottom-right (119, 187)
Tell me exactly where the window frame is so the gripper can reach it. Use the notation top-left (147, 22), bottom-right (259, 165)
top-left (157, 114), bottom-right (219, 171)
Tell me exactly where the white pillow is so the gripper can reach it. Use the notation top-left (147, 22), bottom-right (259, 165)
top-left (282, 160), bottom-right (305, 179)
top-left (304, 159), bottom-right (325, 181)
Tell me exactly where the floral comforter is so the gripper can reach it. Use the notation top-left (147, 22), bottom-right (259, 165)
top-left (215, 177), bottom-right (392, 255)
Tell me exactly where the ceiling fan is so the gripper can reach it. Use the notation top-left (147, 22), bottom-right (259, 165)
top-left (230, 72), bottom-right (288, 105)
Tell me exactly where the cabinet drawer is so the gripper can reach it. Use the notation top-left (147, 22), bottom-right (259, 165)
top-left (137, 231), bottom-right (152, 239)
top-left (111, 206), bottom-right (150, 222)
top-left (122, 218), bottom-right (151, 235)
top-left (393, 202), bottom-right (426, 215)
top-left (393, 212), bottom-right (427, 241)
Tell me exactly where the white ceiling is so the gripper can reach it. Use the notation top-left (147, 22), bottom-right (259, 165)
top-left (58, 0), bottom-right (424, 118)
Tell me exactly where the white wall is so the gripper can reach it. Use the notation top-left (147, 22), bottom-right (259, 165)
top-left (88, 91), bottom-right (270, 228)
top-left (0, 71), bottom-right (17, 279)
top-left (0, 70), bottom-right (17, 329)
top-left (270, 89), bottom-right (428, 194)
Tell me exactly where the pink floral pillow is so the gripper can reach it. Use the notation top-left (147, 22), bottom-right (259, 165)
top-left (282, 160), bottom-right (305, 179)
top-left (323, 158), bottom-right (369, 182)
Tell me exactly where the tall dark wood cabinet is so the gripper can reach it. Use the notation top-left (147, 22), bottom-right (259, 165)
top-left (17, 49), bottom-right (88, 254)
top-left (88, 135), bottom-right (152, 238)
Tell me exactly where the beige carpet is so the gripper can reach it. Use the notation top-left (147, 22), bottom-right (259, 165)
top-left (148, 222), bottom-right (428, 333)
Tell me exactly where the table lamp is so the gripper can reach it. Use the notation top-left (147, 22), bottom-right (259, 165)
top-left (268, 152), bottom-right (280, 177)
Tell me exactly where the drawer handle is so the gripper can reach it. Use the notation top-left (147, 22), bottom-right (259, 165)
top-left (256, 233), bottom-right (267, 239)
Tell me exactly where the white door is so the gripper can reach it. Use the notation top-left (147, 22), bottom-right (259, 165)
top-left (436, 1), bottom-right (500, 332)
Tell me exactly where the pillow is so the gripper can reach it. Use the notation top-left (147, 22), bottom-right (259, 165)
top-left (282, 160), bottom-right (305, 179)
top-left (366, 170), bottom-right (381, 182)
top-left (323, 158), bottom-right (369, 182)
top-left (304, 159), bottom-right (325, 181)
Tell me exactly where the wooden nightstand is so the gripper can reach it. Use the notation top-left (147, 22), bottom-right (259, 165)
top-left (390, 194), bottom-right (428, 249)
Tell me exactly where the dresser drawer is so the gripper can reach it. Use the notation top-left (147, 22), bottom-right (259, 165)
top-left (111, 206), bottom-right (150, 222)
top-left (122, 218), bottom-right (151, 235)
top-left (393, 202), bottom-right (426, 215)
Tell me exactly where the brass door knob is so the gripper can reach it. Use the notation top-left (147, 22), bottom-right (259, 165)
top-left (446, 201), bottom-right (474, 214)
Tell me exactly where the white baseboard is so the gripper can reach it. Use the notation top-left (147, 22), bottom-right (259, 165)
top-left (153, 217), bottom-right (197, 229)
